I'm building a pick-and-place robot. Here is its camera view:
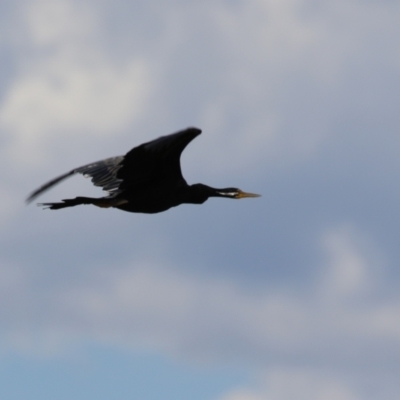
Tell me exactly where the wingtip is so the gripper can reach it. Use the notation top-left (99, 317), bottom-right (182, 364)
top-left (25, 169), bottom-right (76, 206)
top-left (25, 193), bottom-right (37, 205)
top-left (186, 127), bottom-right (202, 135)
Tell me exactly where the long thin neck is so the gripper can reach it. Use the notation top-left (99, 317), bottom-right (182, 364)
top-left (184, 183), bottom-right (215, 204)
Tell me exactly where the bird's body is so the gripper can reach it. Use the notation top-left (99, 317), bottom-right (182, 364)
top-left (27, 128), bottom-right (260, 213)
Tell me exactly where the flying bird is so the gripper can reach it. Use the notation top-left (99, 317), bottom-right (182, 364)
top-left (27, 128), bottom-right (260, 214)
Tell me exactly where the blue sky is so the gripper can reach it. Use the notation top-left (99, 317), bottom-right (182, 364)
top-left (1, 0), bottom-right (400, 399)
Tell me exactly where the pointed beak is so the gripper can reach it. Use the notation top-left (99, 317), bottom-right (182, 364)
top-left (236, 189), bottom-right (261, 199)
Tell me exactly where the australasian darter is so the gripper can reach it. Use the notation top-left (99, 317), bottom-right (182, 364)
top-left (27, 128), bottom-right (260, 214)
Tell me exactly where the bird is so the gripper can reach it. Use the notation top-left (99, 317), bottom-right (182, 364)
top-left (26, 127), bottom-right (260, 214)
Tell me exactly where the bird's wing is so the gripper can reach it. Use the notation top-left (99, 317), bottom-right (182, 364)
top-left (117, 127), bottom-right (201, 189)
top-left (26, 156), bottom-right (124, 203)
top-left (26, 127), bottom-right (201, 203)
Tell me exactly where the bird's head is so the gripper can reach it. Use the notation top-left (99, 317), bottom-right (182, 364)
top-left (213, 187), bottom-right (261, 199)
top-left (187, 184), bottom-right (260, 204)
top-left (189, 183), bottom-right (260, 203)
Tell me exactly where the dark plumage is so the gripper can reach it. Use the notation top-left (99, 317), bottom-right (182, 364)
top-left (27, 128), bottom-right (260, 214)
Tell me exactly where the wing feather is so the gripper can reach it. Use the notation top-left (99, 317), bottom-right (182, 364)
top-left (26, 156), bottom-right (124, 203)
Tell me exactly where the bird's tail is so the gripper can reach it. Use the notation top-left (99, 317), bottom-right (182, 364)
top-left (39, 196), bottom-right (109, 210)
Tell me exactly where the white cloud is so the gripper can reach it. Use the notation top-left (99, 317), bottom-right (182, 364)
top-left (1, 58), bottom-right (151, 164)
top-left (218, 368), bottom-right (360, 400)
top-left (1, 0), bottom-right (399, 176)
top-left (319, 226), bottom-right (375, 300)
top-left (26, 0), bottom-right (97, 46)
top-left (260, 368), bottom-right (359, 400)
top-left (0, 0), bottom-right (153, 167)
top-left (219, 389), bottom-right (264, 400)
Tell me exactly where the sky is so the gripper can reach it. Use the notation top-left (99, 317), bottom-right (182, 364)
top-left (1, 0), bottom-right (400, 399)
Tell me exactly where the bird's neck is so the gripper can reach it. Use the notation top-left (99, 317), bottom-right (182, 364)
top-left (183, 184), bottom-right (214, 204)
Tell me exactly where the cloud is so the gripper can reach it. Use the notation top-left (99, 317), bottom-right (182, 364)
top-left (218, 368), bottom-right (360, 400)
top-left (2, 223), bottom-right (399, 396)
top-left (149, 0), bottom-right (400, 177)
top-left (25, 0), bottom-right (97, 46)
top-left (0, 0), bottom-right (153, 168)
top-left (320, 226), bottom-right (376, 300)
top-left (1, 58), bottom-right (151, 163)
top-left (1, 0), bottom-right (399, 179)
top-left (0, 1), bottom-right (399, 397)
top-left (219, 389), bottom-right (264, 400)
top-left (2, 224), bottom-right (399, 366)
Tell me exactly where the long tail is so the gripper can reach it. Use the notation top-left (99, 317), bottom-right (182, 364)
top-left (39, 196), bottom-right (103, 210)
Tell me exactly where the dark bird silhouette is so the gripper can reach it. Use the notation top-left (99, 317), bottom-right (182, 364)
top-left (26, 127), bottom-right (260, 213)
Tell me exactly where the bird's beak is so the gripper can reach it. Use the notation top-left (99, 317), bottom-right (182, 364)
top-left (236, 189), bottom-right (261, 199)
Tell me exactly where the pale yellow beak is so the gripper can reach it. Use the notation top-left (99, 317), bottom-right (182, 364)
top-left (235, 189), bottom-right (261, 199)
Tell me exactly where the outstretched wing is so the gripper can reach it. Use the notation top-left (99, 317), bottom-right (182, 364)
top-left (26, 156), bottom-right (124, 203)
top-left (117, 127), bottom-right (201, 189)
top-left (26, 127), bottom-right (202, 203)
